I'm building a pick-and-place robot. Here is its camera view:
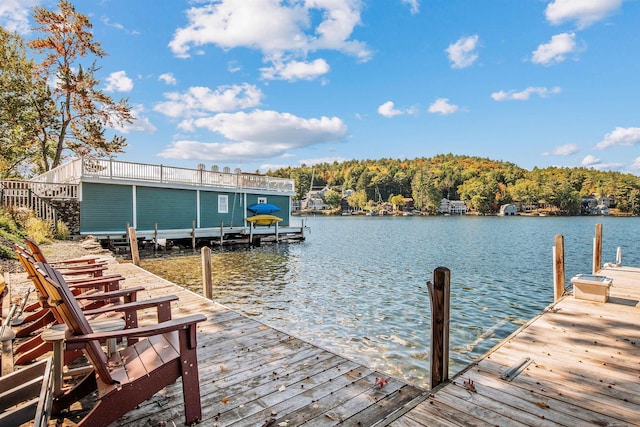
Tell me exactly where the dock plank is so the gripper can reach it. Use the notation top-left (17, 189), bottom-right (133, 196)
top-left (398, 264), bottom-right (640, 426)
top-left (4, 261), bottom-right (426, 426)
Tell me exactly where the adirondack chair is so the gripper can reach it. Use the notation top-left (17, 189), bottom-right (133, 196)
top-left (24, 236), bottom-right (107, 267)
top-left (15, 244), bottom-right (125, 333)
top-left (24, 237), bottom-right (108, 279)
top-left (14, 248), bottom-right (178, 367)
top-left (36, 262), bottom-right (205, 426)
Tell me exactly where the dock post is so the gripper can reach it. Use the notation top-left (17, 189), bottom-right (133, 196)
top-left (301, 219), bottom-right (305, 239)
top-left (220, 222), bottom-right (224, 247)
top-left (427, 266), bottom-right (450, 389)
top-left (201, 246), bottom-right (212, 299)
top-left (275, 221), bottom-right (279, 242)
top-left (553, 234), bottom-right (565, 301)
top-left (616, 247), bottom-right (622, 266)
top-left (154, 223), bottom-right (158, 253)
top-left (191, 220), bottom-right (196, 252)
top-left (593, 223), bottom-right (602, 274)
top-left (128, 226), bottom-right (140, 266)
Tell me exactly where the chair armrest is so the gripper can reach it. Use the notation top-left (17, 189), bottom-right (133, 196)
top-left (83, 295), bottom-right (179, 322)
top-left (51, 257), bottom-right (105, 266)
top-left (74, 286), bottom-right (145, 302)
top-left (65, 314), bottom-right (206, 346)
top-left (66, 274), bottom-right (123, 284)
top-left (68, 276), bottom-right (125, 292)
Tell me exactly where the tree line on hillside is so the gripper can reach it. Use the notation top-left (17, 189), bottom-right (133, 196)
top-left (268, 154), bottom-right (640, 215)
top-left (0, 1), bottom-right (131, 179)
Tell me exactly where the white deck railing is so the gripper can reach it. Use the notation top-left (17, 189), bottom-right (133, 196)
top-left (31, 158), bottom-right (295, 193)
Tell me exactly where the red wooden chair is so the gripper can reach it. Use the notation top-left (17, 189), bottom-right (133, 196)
top-left (36, 262), bottom-right (205, 426)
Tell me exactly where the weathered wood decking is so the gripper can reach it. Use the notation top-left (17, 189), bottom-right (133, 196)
top-left (393, 265), bottom-right (640, 427)
top-left (5, 259), bottom-right (640, 426)
top-left (6, 262), bottom-right (427, 426)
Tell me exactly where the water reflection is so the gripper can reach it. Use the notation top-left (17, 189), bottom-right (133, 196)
top-left (140, 215), bottom-right (640, 389)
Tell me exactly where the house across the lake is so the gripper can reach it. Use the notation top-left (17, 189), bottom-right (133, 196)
top-left (498, 203), bottom-right (518, 216)
top-left (2, 158), bottom-right (301, 245)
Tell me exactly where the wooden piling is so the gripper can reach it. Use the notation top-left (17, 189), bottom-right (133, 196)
top-left (191, 220), bottom-right (196, 251)
top-left (219, 222), bottom-right (224, 247)
top-left (593, 223), bottom-right (602, 274)
top-left (153, 223), bottom-right (158, 252)
top-left (553, 234), bottom-right (565, 301)
top-left (275, 221), bottom-right (279, 243)
top-left (427, 266), bottom-right (450, 389)
top-left (128, 226), bottom-right (140, 266)
top-left (201, 246), bottom-right (212, 299)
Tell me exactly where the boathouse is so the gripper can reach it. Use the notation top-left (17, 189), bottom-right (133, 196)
top-left (3, 158), bottom-right (297, 242)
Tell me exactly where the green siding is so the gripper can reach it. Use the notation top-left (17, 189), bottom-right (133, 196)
top-left (200, 191), bottom-right (244, 228)
top-left (245, 194), bottom-right (290, 225)
top-left (136, 187), bottom-right (197, 230)
top-left (80, 182), bottom-right (133, 233)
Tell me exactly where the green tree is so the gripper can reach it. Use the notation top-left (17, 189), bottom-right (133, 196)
top-left (28, 0), bottom-right (132, 171)
top-left (0, 27), bottom-right (53, 178)
top-left (411, 165), bottom-right (441, 213)
top-left (390, 194), bottom-right (405, 211)
top-left (323, 189), bottom-right (342, 208)
top-left (347, 190), bottom-right (368, 211)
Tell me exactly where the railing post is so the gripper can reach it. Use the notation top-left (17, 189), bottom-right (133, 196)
top-left (128, 226), bottom-right (140, 266)
top-left (553, 234), bottom-right (565, 301)
top-left (427, 266), bottom-right (450, 389)
top-left (593, 223), bottom-right (602, 274)
top-left (201, 246), bottom-right (212, 299)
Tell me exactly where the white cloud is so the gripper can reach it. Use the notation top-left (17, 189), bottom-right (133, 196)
top-left (445, 35), bottom-right (479, 69)
top-left (100, 16), bottom-right (140, 35)
top-left (580, 155), bottom-right (623, 170)
top-left (402, 0), bottom-right (420, 15)
top-left (228, 61), bottom-right (242, 73)
top-left (158, 73), bottom-right (177, 85)
top-left (112, 104), bottom-right (157, 134)
top-left (531, 32), bottom-right (577, 66)
top-left (545, 0), bottom-right (622, 29)
top-left (581, 154), bottom-right (600, 166)
top-left (0, 0), bottom-right (36, 34)
top-left (428, 98), bottom-right (459, 115)
top-left (631, 157), bottom-right (640, 170)
top-left (261, 58), bottom-right (330, 81)
top-left (154, 83), bottom-right (263, 118)
top-left (491, 86), bottom-right (562, 101)
top-left (104, 71), bottom-right (134, 92)
top-left (544, 143), bottom-right (578, 156)
top-left (168, 1), bottom-right (371, 67)
top-left (595, 127), bottom-right (640, 149)
top-left (378, 101), bottom-right (404, 118)
top-left (158, 110), bottom-right (347, 163)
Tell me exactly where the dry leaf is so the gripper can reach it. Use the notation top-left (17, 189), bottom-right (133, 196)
top-left (375, 377), bottom-right (389, 388)
top-left (463, 378), bottom-right (476, 392)
top-left (221, 397), bottom-right (229, 404)
top-left (535, 401), bottom-right (549, 409)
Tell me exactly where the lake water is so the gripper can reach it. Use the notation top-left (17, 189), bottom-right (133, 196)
top-left (140, 215), bottom-right (640, 389)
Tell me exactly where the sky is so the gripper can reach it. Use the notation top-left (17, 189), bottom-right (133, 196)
top-left (2, 0), bottom-right (640, 175)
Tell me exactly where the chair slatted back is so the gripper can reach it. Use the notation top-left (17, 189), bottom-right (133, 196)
top-left (15, 245), bottom-right (66, 324)
top-left (34, 263), bottom-right (113, 383)
top-left (24, 237), bottom-right (49, 263)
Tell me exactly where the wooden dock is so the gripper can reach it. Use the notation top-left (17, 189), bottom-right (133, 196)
top-left (392, 264), bottom-right (640, 426)
top-left (5, 262), bottom-right (427, 426)
top-left (4, 246), bottom-right (640, 425)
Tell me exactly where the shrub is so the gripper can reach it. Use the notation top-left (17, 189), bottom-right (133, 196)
top-left (54, 219), bottom-right (70, 239)
top-left (25, 217), bottom-right (53, 244)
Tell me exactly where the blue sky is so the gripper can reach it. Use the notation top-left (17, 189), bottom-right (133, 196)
top-left (2, 0), bottom-right (640, 175)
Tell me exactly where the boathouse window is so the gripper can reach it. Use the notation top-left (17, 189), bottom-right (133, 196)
top-left (258, 197), bottom-right (267, 204)
top-left (218, 195), bottom-right (229, 213)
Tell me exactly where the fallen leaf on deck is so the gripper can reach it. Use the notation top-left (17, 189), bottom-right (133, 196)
top-left (375, 377), bottom-right (389, 388)
top-left (463, 378), bottom-right (476, 392)
top-left (535, 401), bottom-right (550, 409)
top-left (221, 397), bottom-right (229, 404)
